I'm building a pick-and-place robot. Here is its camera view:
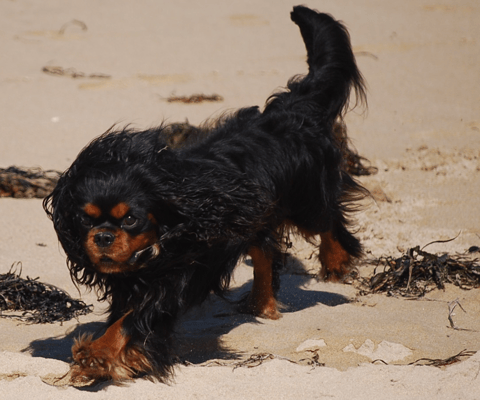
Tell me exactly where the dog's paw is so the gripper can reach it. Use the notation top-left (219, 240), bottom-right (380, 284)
top-left (237, 292), bottom-right (282, 320)
top-left (69, 333), bottom-right (134, 385)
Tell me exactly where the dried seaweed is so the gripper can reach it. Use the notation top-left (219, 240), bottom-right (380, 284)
top-left (0, 166), bottom-right (60, 198)
top-left (371, 349), bottom-right (476, 367)
top-left (166, 94), bottom-right (224, 104)
top-left (186, 352), bottom-right (301, 370)
top-left (299, 350), bottom-right (326, 368)
top-left (0, 265), bottom-right (92, 324)
top-left (407, 349), bottom-right (476, 367)
top-left (357, 245), bottom-right (480, 298)
top-left (42, 66), bottom-right (111, 79)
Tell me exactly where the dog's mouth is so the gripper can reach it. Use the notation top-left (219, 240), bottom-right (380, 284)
top-left (93, 244), bottom-right (161, 274)
top-left (127, 244), bottom-right (160, 267)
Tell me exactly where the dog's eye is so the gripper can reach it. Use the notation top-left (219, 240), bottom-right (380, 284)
top-left (80, 215), bottom-right (93, 228)
top-left (123, 215), bottom-right (138, 227)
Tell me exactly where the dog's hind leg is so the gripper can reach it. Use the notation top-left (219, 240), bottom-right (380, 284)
top-left (241, 246), bottom-right (282, 320)
top-left (318, 230), bottom-right (355, 282)
top-left (297, 223), bottom-right (361, 282)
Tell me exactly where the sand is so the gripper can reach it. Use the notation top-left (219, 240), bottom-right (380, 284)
top-left (0, 0), bottom-right (479, 398)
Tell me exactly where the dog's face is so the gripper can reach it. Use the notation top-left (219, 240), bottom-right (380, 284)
top-left (57, 165), bottom-right (165, 275)
top-left (77, 200), bottom-right (159, 274)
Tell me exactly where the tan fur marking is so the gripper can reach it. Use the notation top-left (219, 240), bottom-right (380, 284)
top-left (148, 213), bottom-right (157, 224)
top-left (83, 203), bottom-right (102, 218)
top-left (70, 312), bottom-right (152, 383)
top-left (319, 231), bottom-right (351, 281)
top-left (246, 246), bottom-right (280, 320)
top-left (110, 202), bottom-right (130, 219)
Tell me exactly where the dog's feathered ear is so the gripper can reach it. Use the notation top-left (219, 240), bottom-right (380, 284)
top-left (43, 174), bottom-right (78, 253)
top-left (43, 170), bottom-right (95, 283)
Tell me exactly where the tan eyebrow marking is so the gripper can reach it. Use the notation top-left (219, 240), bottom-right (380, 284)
top-left (83, 203), bottom-right (102, 218)
top-left (110, 202), bottom-right (130, 220)
top-left (148, 213), bottom-right (157, 224)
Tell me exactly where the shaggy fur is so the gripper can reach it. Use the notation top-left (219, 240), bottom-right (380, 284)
top-left (44, 6), bottom-right (366, 383)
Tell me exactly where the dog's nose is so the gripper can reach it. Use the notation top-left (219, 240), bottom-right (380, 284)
top-left (94, 232), bottom-right (115, 247)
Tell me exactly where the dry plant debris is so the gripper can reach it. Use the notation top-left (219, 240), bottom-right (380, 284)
top-left (42, 66), bottom-right (111, 79)
top-left (58, 19), bottom-right (88, 35)
top-left (356, 244), bottom-right (480, 298)
top-left (0, 166), bottom-right (60, 198)
top-left (0, 265), bottom-right (92, 324)
top-left (166, 94), bottom-right (224, 104)
top-left (407, 349), bottom-right (476, 367)
top-left (185, 353), bottom-right (307, 370)
top-left (372, 349), bottom-right (476, 367)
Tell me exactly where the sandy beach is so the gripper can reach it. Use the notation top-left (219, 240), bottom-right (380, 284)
top-left (1, 0), bottom-right (479, 398)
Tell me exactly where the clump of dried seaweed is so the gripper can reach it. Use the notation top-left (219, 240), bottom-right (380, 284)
top-left (357, 245), bottom-right (480, 298)
top-left (0, 166), bottom-right (60, 198)
top-left (0, 265), bottom-right (92, 324)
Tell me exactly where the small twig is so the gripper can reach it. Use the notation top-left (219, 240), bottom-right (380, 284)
top-left (59, 19), bottom-right (87, 35)
top-left (447, 299), bottom-right (474, 331)
top-left (421, 233), bottom-right (461, 251)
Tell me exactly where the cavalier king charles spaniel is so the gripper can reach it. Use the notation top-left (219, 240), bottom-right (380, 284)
top-left (44, 5), bottom-right (366, 384)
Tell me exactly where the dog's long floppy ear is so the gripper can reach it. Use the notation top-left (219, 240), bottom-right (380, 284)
top-left (43, 168), bottom-right (98, 288)
top-left (43, 172), bottom-right (80, 256)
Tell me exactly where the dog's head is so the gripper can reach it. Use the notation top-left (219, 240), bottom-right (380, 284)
top-left (43, 129), bottom-right (177, 284)
top-left (45, 164), bottom-right (165, 279)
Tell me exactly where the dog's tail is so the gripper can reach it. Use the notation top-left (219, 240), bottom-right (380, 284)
top-left (266, 6), bottom-right (366, 125)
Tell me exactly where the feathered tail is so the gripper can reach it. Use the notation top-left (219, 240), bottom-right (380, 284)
top-left (265, 6), bottom-right (366, 126)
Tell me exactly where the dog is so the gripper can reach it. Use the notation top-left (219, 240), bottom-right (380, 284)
top-left (44, 6), bottom-right (366, 384)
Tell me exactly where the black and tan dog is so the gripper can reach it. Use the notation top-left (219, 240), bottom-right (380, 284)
top-left (44, 6), bottom-right (367, 383)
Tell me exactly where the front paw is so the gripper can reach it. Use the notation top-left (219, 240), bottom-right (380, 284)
top-left (69, 334), bottom-right (134, 385)
top-left (237, 292), bottom-right (282, 320)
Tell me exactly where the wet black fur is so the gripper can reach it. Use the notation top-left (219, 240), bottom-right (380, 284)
top-left (44, 6), bottom-right (366, 381)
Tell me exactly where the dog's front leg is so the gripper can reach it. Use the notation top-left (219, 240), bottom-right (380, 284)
top-left (243, 246), bottom-right (281, 320)
top-left (69, 312), bottom-right (151, 384)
